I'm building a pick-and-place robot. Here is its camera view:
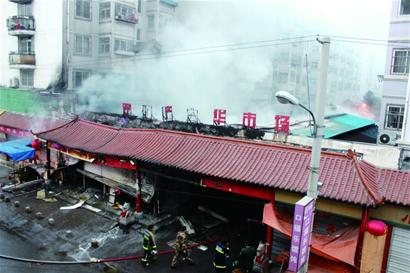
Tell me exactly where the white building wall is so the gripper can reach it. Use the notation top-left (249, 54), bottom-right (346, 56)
top-left (0, 2), bottom-right (19, 88)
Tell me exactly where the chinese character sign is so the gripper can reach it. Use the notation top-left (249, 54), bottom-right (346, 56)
top-left (242, 112), bottom-right (257, 128)
top-left (122, 103), bottom-right (132, 116)
top-left (288, 196), bottom-right (315, 272)
top-left (275, 115), bottom-right (290, 133)
top-left (164, 106), bottom-right (173, 113)
top-left (213, 109), bottom-right (227, 125)
top-left (162, 105), bottom-right (173, 122)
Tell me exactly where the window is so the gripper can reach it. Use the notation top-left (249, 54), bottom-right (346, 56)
top-left (99, 37), bottom-right (110, 54)
top-left (115, 3), bottom-right (137, 23)
top-left (137, 29), bottom-right (141, 40)
top-left (18, 4), bottom-right (32, 16)
top-left (20, 70), bottom-right (33, 87)
top-left (278, 72), bottom-right (288, 84)
top-left (400, 0), bottom-right (410, 15)
top-left (76, 0), bottom-right (91, 19)
top-left (100, 2), bottom-right (111, 20)
top-left (74, 34), bottom-right (92, 56)
top-left (18, 37), bottom-right (33, 54)
top-left (73, 70), bottom-right (90, 89)
top-left (148, 15), bottom-right (155, 29)
top-left (385, 105), bottom-right (405, 130)
top-left (138, 0), bottom-right (142, 13)
top-left (114, 38), bottom-right (134, 52)
top-left (392, 49), bottom-right (410, 74)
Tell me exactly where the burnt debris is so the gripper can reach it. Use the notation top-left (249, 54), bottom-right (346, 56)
top-left (80, 111), bottom-right (265, 140)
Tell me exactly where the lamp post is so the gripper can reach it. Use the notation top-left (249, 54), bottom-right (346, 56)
top-left (275, 36), bottom-right (330, 273)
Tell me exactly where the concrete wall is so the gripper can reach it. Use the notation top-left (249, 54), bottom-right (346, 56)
top-left (379, 0), bottom-right (410, 135)
top-left (0, 2), bottom-right (19, 88)
top-left (280, 135), bottom-right (401, 169)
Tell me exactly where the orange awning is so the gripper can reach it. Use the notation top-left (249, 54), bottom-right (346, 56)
top-left (263, 203), bottom-right (358, 266)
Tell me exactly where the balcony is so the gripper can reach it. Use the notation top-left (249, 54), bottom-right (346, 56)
top-left (7, 16), bottom-right (35, 36)
top-left (9, 52), bottom-right (36, 69)
top-left (9, 0), bottom-right (33, 3)
top-left (114, 13), bottom-right (137, 24)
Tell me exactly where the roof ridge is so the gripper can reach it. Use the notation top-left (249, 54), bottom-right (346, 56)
top-left (34, 117), bottom-right (78, 135)
top-left (352, 156), bottom-right (384, 205)
top-left (122, 127), bottom-right (349, 159)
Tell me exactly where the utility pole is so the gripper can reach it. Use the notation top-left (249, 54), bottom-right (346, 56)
top-left (300, 36), bottom-right (330, 273)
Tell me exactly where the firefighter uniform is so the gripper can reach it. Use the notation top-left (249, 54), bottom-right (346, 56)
top-left (213, 241), bottom-right (230, 272)
top-left (141, 226), bottom-right (157, 267)
top-left (171, 231), bottom-right (193, 268)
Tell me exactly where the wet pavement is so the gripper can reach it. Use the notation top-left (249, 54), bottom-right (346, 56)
top-left (0, 165), bottom-right (221, 273)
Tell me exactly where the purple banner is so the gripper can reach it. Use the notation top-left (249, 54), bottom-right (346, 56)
top-left (288, 196), bottom-right (315, 272)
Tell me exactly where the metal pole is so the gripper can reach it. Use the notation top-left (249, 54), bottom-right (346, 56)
top-left (300, 36), bottom-right (330, 273)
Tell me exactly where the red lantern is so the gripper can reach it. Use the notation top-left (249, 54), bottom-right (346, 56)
top-left (366, 220), bottom-right (387, 236)
top-left (31, 139), bottom-right (41, 150)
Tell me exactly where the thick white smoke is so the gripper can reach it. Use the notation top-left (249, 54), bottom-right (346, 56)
top-left (77, 0), bottom-right (390, 126)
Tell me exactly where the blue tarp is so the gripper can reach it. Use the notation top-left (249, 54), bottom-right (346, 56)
top-left (0, 138), bottom-right (35, 161)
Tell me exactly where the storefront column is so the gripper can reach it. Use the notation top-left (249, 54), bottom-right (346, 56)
top-left (265, 191), bottom-right (275, 257)
top-left (135, 163), bottom-right (142, 214)
top-left (46, 141), bottom-right (51, 179)
top-left (354, 207), bottom-right (369, 273)
top-left (381, 225), bottom-right (393, 273)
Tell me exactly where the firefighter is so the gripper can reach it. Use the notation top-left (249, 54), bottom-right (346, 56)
top-left (213, 241), bottom-right (230, 273)
top-left (171, 230), bottom-right (193, 269)
top-left (238, 242), bottom-right (256, 273)
top-left (141, 225), bottom-right (157, 267)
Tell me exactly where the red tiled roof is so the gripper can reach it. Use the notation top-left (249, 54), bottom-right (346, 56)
top-left (37, 119), bottom-right (410, 207)
top-left (0, 112), bottom-right (68, 133)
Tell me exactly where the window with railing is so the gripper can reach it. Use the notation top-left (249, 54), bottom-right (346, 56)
top-left (115, 3), bottom-right (137, 23)
top-left (76, 0), bottom-right (91, 20)
top-left (18, 3), bottom-right (32, 16)
top-left (74, 34), bottom-right (92, 56)
top-left (100, 2), bottom-right (111, 20)
top-left (400, 0), bottom-right (410, 15)
top-left (114, 38), bottom-right (134, 53)
top-left (20, 69), bottom-right (33, 87)
top-left (385, 105), bottom-right (405, 130)
top-left (7, 16), bottom-right (35, 31)
top-left (73, 70), bottom-right (91, 89)
top-left (99, 37), bottom-right (110, 54)
top-left (391, 49), bottom-right (410, 74)
top-left (18, 37), bottom-right (34, 54)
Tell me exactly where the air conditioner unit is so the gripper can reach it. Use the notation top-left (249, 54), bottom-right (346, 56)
top-left (9, 77), bottom-right (19, 88)
top-left (378, 130), bottom-right (400, 145)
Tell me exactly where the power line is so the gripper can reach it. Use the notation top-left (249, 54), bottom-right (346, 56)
top-left (33, 37), bottom-right (317, 68)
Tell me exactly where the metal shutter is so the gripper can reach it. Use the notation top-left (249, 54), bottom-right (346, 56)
top-left (387, 227), bottom-right (410, 273)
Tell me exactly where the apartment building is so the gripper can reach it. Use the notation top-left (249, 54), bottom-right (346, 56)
top-left (378, 0), bottom-right (410, 145)
top-left (0, 0), bottom-right (177, 91)
top-left (271, 42), bottom-right (365, 111)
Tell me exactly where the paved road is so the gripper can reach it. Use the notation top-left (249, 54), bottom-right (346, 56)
top-left (0, 228), bottom-right (102, 273)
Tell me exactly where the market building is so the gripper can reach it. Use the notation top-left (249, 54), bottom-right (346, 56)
top-left (25, 117), bottom-right (410, 273)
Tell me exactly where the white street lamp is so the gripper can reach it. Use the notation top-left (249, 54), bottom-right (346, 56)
top-left (275, 36), bottom-right (330, 273)
top-left (275, 91), bottom-right (317, 136)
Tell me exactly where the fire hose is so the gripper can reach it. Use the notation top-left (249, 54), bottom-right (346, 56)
top-left (0, 238), bottom-right (222, 265)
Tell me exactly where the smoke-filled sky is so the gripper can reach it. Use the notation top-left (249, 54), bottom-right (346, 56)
top-left (78, 0), bottom-right (391, 126)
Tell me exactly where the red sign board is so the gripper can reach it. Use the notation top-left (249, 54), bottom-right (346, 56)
top-left (275, 115), bottom-right (290, 133)
top-left (213, 109), bottom-right (227, 125)
top-left (164, 106), bottom-right (173, 113)
top-left (122, 103), bottom-right (132, 116)
top-left (242, 112), bottom-right (257, 128)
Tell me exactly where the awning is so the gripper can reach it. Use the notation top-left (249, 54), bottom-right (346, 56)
top-left (77, 168), bottom-right (137, 197)
top-left (263, 203), bottom-right (358, 267)
top-left (0, 138), bottom-right (35, 161)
